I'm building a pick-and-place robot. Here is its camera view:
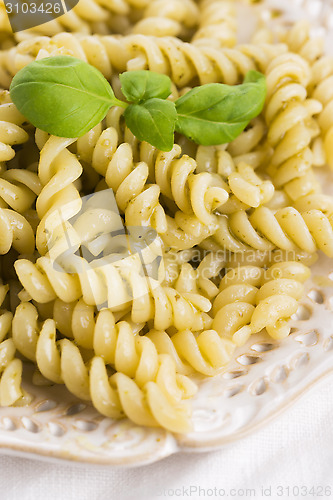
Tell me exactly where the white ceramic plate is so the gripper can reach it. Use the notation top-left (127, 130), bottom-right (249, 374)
top-left (1, 0), bottom-right (333, 467)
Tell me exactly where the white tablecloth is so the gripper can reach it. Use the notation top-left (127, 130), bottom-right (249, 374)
top-left (0, 372), bottom-right (332, 500)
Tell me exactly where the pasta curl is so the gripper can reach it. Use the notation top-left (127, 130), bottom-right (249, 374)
top-left (0, 167), bottom-right (41, 213)
top-left (14, 252), bottom-right (212, 331)
top-left (51, 298), bottom-right (205, 396)
top-left (123, 36), bottom-right (288, 86)
top-left (212, 262), bottom-right (310, 345)
top-left (264, 52), bottom-right (323, 200)
top-left (0, 33), bottom-right (116, 86)
top-left (195, 117), bottom-right (270, 181)
top-left (0, 91), bottom-right (31, 163)
top-left (175, 253), bottom-right (225, 300)
top-left (12, 303), bottom-right (196, 432)
top-left (281, 21), bottom-right (333, 169)
top-left (212, 195), bottom-right (333, 256)
top-left (192, 0), bottom-right (237, 48)
top-left (0, 209), bottom-right (35, 255)
top-left (76, 125), bottom-right (168, 234)
top-left (155, 144), bottom-right (228, 227)
top-left (35, 136), bottom-right (83, 255)
top-left (218, 160), bottom-right (274, 212)
top-left (147, 328), bottom-right (235, 377)
top-left (0, 34), bottom-right (288, 89)
top-left (0, 283), bottom-right (23, 406)
top-left (132, 0), bottom-right (200, 39)
top-left (161, 215), bottom-right (216, 250)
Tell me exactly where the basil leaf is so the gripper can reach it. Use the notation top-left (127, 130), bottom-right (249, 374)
top-left (120, 71), bottom-right (172, 103)
top-left (175, 70), bottom-right (267, 146)
top-left (10, 56), bottom-right (116, 138)
top-left (124, 98), bottom-right (177, 151)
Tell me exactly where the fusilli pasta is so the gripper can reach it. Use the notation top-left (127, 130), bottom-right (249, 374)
top-left (0, 1), bottom-right (331, 435)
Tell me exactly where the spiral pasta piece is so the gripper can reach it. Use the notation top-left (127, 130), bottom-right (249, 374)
top-left (0, 33), bottom-right (288, 89)
top-left (252, 22), bottom-right (326, 173)
top-left (12, 304), bottom-right (196, 432)
top-left (220, 160), bottom-right (274, 211)
top-left (212, 262), bottom-right (310, 345)
top-left (191, 0), bottom-right (237, 48)
top-left (0, 33), bottom-right (116, 87)
top-left (34, 135), bottom-right (83, 255)
top-left (52, 298), bottom-right (201, 403)
top-left (0, 167), bottom-right (41, 213)
top-left (195, 117), bottom-right (269, 175)
top-left (75, 125), bottom-right (168, 234)
top-left (194, 123), bottom-right (276, 213)
top-left (76, 125), bottom-right (226, 249)
top-left (147, 328), bottom-right (235, 377)
top-left (0, 1), bottom-right (15, 49)
top-left (0, 283), bottom-right (23, 406)
top-left (264, 52), bottom-right (323, 200)
top-left (175, 252), bottom-right (225, 300)
top-left (212, 194), bottom-right (333, 256)
top-left (155, 144), bottom-right (228, 228)
top-left (161, 214), bottom-right (216, 250)
top-left (77, 125), bottom-right (227, 240)
top-left (90, 356), bottom-right (194, 432)
top-left (161, 248), bottom-right (198, 286)
top-left (280, 21), bottom-right (333, 169)
top-left (123, 35), bottom-right (288, 87)
top-left (278, 20), bottom-right (325, 86)
top-left (0, 209), bottom-right (35, 255)
top-left (131, 0), bottom-right (199, 39)
top-left (0, 92), bottom-right (31, 163)
top-left (14, 250), bottom-right (212, 331)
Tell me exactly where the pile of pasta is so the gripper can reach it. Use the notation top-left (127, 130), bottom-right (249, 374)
top-left (0, 0), bottom-right (330, 433)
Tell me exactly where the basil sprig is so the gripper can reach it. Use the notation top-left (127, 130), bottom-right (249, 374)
top-left (10, 56), bottom-right (267, 151)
